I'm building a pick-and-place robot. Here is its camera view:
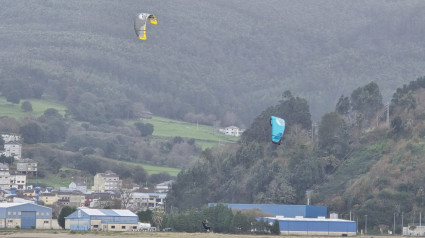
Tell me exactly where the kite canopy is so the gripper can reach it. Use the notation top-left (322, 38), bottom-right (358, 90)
top-left (134, 13), bottom-right (157, 40)
top-left (270, 116), bottom-right (285, 144)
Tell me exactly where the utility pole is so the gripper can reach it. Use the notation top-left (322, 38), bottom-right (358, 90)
top-left (402, 212), bottom-right (404, 235)
top-left (394, 212), bottom-right (396, 235)
top-left (386, 102), bottom-right (390, 127)
top-left (365, 215), bottom-right (367, 236)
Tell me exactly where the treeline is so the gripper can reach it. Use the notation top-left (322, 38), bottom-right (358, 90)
top-left (137, 204), bottom-right (280, 234)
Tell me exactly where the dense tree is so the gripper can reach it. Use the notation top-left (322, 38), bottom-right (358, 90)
top-left (19, 122), bottom-right (43, 144)
top-left (21, 101), bottom-right (33, 112)
top-left (57, 206), bottom-right (76, 229)
top-left (318, 112), bottom-right (350, 159)
top-left (335, 95), bottom-right (350, 115)
top-left (133, 169), bottom-right (148, 184)
top-left (350, 82), bottom-right (383, 119)
top-left (0, 155), bottom-right (14, 166)
top-left (391, 116), bottom-right (403, 134)
top-left (134, 122), bottom-right (154, 137)
top-left (137, 209), bottom-right (153, 223)
top-left (5, 90), bottom-right (20, 104)
top-left (270, 219), bottom-right (281, 235)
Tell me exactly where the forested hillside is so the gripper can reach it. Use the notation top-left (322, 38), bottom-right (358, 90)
top-left (1, 1), bottom-right (425, 126)
top-left (168, 76), bottom-right (425, 234)
top-left (2, 1), bottom-right (425, 232)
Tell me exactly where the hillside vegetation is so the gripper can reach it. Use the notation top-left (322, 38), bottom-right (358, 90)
top-left (0, 96), bottom-right (236, 188)
top-left (168, 77), bottom-right (425, 234)
top-left (1, 1), bottom-right (425, 126)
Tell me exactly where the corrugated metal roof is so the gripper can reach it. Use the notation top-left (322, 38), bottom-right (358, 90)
top-left (0, 203), bottom-right (21, 208)
top-left (216, 204), bottom-right (327, 218)
top-left (267, 216), bottom-right (356, 222)
top-left (113, 209), bottom-right (137, 216)
top-left (81, 208), bottom-right (104, 216)
top-left (80, 208), bottom-right (137, 217)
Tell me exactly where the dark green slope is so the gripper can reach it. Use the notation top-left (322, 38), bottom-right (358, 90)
top-left (1, 1), bottom-right (425, 125)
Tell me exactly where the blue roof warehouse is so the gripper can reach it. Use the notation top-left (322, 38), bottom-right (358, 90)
top-left (0, 203), bottom-right (52, 229)
top-left (213, 204), bottom-right (356, 236)
top-left (65, 208), bottom-right (138, 231)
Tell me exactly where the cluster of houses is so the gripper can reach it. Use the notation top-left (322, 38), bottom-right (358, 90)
top-left (0, 134), bottom-right (172, 230)
top-left (0, 135), bottom-right (37, 191)
top-left (0, 134), bottom-right (169, 212)
top-left (1, 171), bottom-right (170, 213)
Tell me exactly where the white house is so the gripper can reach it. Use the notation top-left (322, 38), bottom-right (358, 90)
top-left (0, 163), bottom-right (10, 190)
top-left (1, 134), bottom-right (20, 143)
top-left (10, 172), bottom-right (26, 190)
top-left (1, 134), bottom-right (22, 160)
top-left (122, 192), bottom-right (166, 212)
top-left (68, 181), bottom-right (87, 193)
top-left (154, 180), bottom-right (173, 193)
top-left (16, 158), bottom-right (37, 175)
top-left (2, 143), bottom-right (21, 160)
top-left (219, 126), bottom-right (244, 137)
top-left (0, 164), bottom-right (26, 190)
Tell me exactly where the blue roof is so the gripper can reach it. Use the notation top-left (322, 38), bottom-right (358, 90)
top-left (210, 204), bottom-right (327, 218)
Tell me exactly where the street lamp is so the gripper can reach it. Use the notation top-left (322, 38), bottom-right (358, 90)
top-left (364, 215), bottom-right (367, 236)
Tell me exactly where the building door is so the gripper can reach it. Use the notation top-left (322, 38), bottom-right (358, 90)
top-left (21, 211), bottom-right (36, 229)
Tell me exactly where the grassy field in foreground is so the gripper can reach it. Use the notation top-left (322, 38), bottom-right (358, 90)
top-left (0, 230), bottom-right (309, 238)
top-left (140, 116), bottom-right (239, 149)
top-left (0, 97), bottom-right (67, 118)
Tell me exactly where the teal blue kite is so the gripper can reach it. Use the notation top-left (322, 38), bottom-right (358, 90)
top-left (270, 116), bottom-right (285, 144)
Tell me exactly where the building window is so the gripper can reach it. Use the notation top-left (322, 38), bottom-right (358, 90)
top-left (44, 221), bottom-right (49, 224)
top-left (111, 226), bottom-right (115, 229)
top-left (18, 212), bottom-right (21, 215)
top-left (36, 212), bottom-right (39, 216)
top-left (13, 212), bottom-right (16, 215)
top-left (8, 220), bottom-right (13, 223)
top-left (93, 225), bottom-right (98, 228)
top-left (41, 212), bottom-right (44, 216)
top-left (122, 226), bottom-right (126, 229)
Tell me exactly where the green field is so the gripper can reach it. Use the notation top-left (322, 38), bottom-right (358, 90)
top-left (28, 173), bottom-right (73, 188)
top-left (96, 157), bottom-right (181, 176)
top-left (0, 97), bottom-right (67, 118)
top-left (0, 97), bottom-right (238, 180)
top-left (141, 116), bottom-right (239, 149)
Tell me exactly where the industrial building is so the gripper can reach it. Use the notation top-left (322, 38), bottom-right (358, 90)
top-left (0, 203), bottom-right (52, 229)
top-left (222, 204), bottom-right (327, 218)
top-left (264, 216), bottom-right (356, 236)
top-left (214, 204), bottom-right (356, 236)
top-left (65, 208), bottom-right (138, 231)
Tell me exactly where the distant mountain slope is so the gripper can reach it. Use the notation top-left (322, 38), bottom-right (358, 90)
top-left (1, 0), bottom-right (425, 125)
top-left (166, 76), bottom-right (425, 233)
